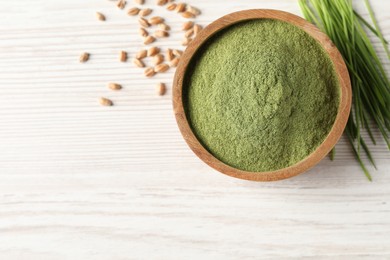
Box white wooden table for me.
[0,0,389,259]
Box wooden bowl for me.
[172,9,352,181]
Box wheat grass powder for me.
[184,19,340,172]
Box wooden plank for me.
[0,0,389,258]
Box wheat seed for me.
[144,67,156,77]
[182,21,194,31]
[119,51,128,62]
[166,49,174,61]
[154,30,169,38]
[133,58,145,67]
[172,49,183,56]
[128,7,140,15]
[79,52,90,63]
[170,57,180,67]
[156,83,166,96]
[139,28,149,37]
[96,12,106,21]
[147,46,160,56]
[99,97,113,106]
[185,28,194,38]
[148,16,164,25]
[175,3,186,13]
[116,0,127,9]
[136,49,148,59]
[193,24,202,36]
[138,17,150,27]
[153,54,164,65]
[181,11,195,18]
[154,63,169,73]
[158,23,170,31]
[139,8,152,16]
[182,37,192,46]
[166,3,177,11]
[187,6,201,16]
[108,83,122,90]
[143,35,156,45]
[157,0,168,6]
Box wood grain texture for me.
[0,0,389,259]
[173,9,352,181]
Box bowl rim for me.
[172,9,352,182]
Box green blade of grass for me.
[354,10,389,44]
[364,0,390,59]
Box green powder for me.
[183,19,340,172]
